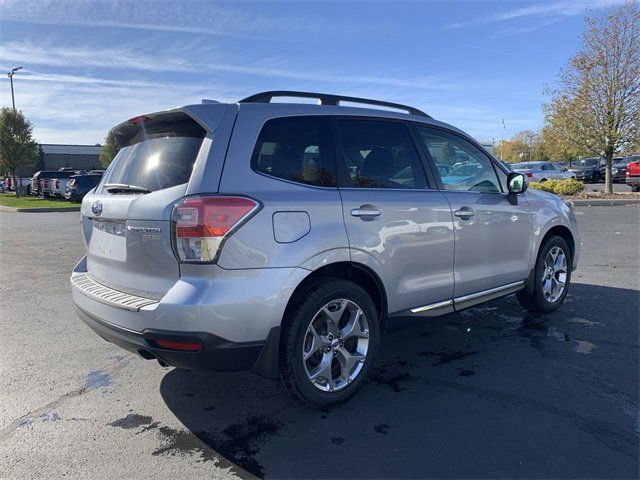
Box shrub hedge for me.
[528,178,585,195]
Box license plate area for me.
[90,220,127,261]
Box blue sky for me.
[0,0,626,145]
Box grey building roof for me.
[40,144,103,155]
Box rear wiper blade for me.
[105,183,151,194]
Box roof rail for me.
[238,90,430,118]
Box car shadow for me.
[156,283,639,479]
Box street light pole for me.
[7,66,23,110]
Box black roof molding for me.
[239,90,430,118]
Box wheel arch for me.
[251,261,388,380]
[284,261,388,329]
[542,225,575,263]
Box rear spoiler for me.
[111,104,233,148]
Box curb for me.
[0,205,80,213]
[568,199,640,206]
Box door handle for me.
[454,207,475,219]
[351,205,382,218]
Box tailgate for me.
[80,110,214,299]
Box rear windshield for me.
[98,136,203,193]
[37,171,74,179]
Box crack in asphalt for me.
[0,354,133,442]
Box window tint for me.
[252,117,337,187]
[99,136,202,193]
[414,126,503,193]
[338,119,427,189]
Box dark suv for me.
[64,174,103,202]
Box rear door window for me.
[337,119,427,189]
[251,116,337,187]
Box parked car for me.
[511,161,575,182]
[31,170,75,196]
[50,177,72,198]
[39,171,76,197]
[71,90,580,407]
[64,174,103,202]
[626,155,640,192]
[4,177,32,194]
[601,158,629,183]
[567,157,604,183]
[0,179,4,193]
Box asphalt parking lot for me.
[582,182,632,192]
[0,206,638,479]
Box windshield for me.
[511,162,539,169]
[98,136,202,193]
[575,158,599,167]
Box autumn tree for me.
[495,130,548,163]
[544,2,640,193]
[0,108,39,197]
[99,131,120,167]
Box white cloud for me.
[443,0,627,30]
[0,40,466,92]
[0,0,364,40]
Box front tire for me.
[517,236,571,313]
[280,278,380,408]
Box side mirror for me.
[506,172,527,205]
[561,167,568,172]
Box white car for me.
[50,178,71,198]
[511,162,575,183]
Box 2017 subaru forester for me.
[71,91,579,407]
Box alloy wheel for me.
[541,246,568,303]
[302,299,370,392]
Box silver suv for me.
[71,91,579,407]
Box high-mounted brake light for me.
[128,115,150,125]
[173,196,260,263]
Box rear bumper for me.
[626,176,639,186]
[75,303,264,371]
[70,256,309,374]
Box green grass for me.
[0,193,78,209]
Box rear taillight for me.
[525,172,533,178]
[173,196,260,263]
[55,180,60,188]
[44,179,49,188]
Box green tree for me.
[99,131,120,167]
[0,108,39,197]
[545,2,640,193]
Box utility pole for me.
[500,117,506,161]
[7,66,22,110]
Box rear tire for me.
[632,184,640,193]
[517,236,571,313]
[280,278,380,408]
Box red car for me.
[626,155,640,192]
